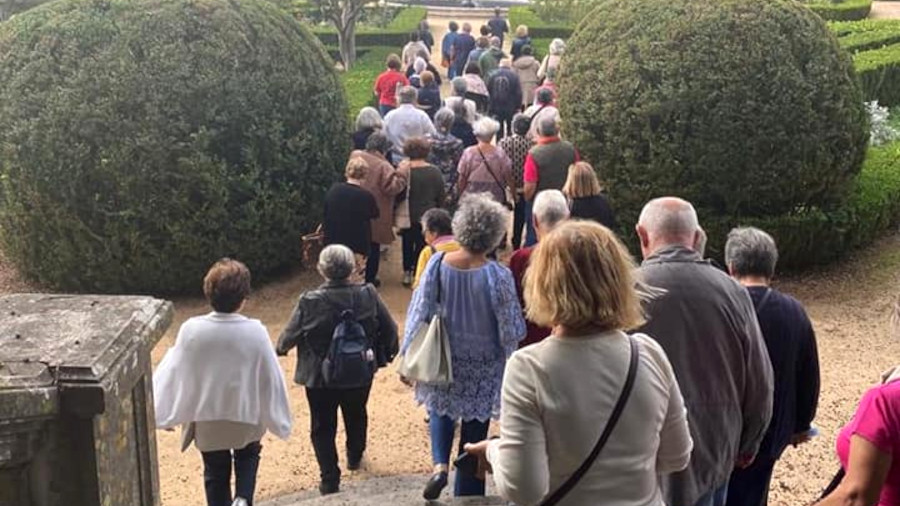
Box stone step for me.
[259,474,507,506]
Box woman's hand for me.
[463,440,493,480]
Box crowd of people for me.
[150,12,900,506]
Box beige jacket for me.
[513,56,541,107]
[353,150,408,244]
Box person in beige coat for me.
[537,38,566,83]
[513,45,541,109]
[353,131,408,286]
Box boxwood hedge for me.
[560,0,869,265]
[0,0,350,294]
[854,44,900,106]
[806,0,873,21]
[831,19,900,52]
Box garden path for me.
[871,1,900,19]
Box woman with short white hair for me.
[402,193,525,500]
[538,38,566,82]
[352,106,383,150]
[456,117,515,215]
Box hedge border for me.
[310,6,426,49]
[854,43,900,106]
[832,19,900,52]
[697,141,900,270]
[508,6,573,39]
[807,0,872,21]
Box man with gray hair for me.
[521,114,577,246]
[509,189,570,347]
[635,198,774,506]
[723,227,819,506]
[523,87,559,140]
[383,86,436,162]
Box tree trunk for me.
[338,22,356,70]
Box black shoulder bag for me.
[538,336,641,506]
[477,147,514,210]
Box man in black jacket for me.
[487,59,523,140]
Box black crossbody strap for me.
[538,336,641,506]
[477,147,506,197]
[434,252,446,305]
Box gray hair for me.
[451,77,468,97]
[414,56,427,74]
[537,114,559,137]
[490,36,501,48]
[365,131,392,155]
[473,116,499,142]
[638,197,699,244]
[725,227,778,279]
[549,38,566,56]
[397,86,417,105]
[536,87,554,105]
[317,244,355,280]
[434,108,455,133]
[533,190,569,230]
[453,193,509,254]
[355,106,383,131]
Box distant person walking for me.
[523,88,559,141]
[418,20,434,53]
[479,37,505,77]
[636,197,774,506]
[510,25,531,60]
[724,227,820,506]
[442,21,460,78]
[427,108,465,197]
[563,161,617,230]
[323,158,380,278]
[522,115,576,245]
[402,194,525,500]
[538,38,566,82]
[154,259,292,506]
[498,114,534,248]
[277,245,399,496]
[452,23,477,78]
[373,54,409,117]
[513,45,541,108]
[397,137,445,287]
[508,189,568,348]
[487,59,523,139]
[488,8,509,45]
[352,107,383,150]
[417,71,442,120]
[402,31,430,67]
[384,86,436,162]
[457,117,514,208]
[353,133,409,286]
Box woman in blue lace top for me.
[401,193,526,500]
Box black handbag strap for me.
[434,252,446,305]
[539,336,641,506]
[476,147,508,205]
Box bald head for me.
[636,197,701,257]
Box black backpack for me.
[321,291,376,388]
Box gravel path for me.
[870,1,900,19]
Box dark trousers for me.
[378,104,395,117]
[726,455,778,506]
[512,194,526,249]
[365,242,381,283]
[429,414,490,496]
[401,223,425,272]
[492,111,514,140]
[305,385,372,486]
[201,441,262,506]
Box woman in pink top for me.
[819,369,900,506]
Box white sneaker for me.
[402,271,413,287]
[232,498,248,506]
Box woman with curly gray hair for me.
[401,193,526,501]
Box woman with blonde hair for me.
[323,157,380,280]
[511,25,532,61]
[563,161,617,230]
[537,38,566,82]
[465,220,692,506]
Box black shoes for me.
[423,471,448,500]
[347,454,362,471]
[319,481,339,496]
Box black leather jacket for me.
[276,280,398,388]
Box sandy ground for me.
[870,1,900,19]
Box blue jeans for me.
[201,441,262,506]
[378,104,395,117]
[694,483,729,506]
[429,413,490,496]
[524,200,537,247]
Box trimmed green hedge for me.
[699,141,900,269]
[311,6,426,48]
[832,20,900,52]
[854,44,900,106]
[806,0,872,21]
[0,0,349,293]
[508,6,574,39]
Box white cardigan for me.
[486,331,692,506]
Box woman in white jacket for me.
[465,221,692,506]
[154,258,292,506]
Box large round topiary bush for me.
[559,0,869,258]
[0,0,349,293]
